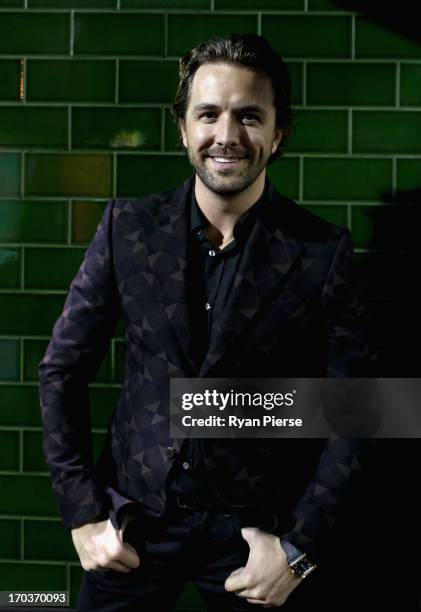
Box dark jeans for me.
[77,506,316,612]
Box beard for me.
[185,145,269,196]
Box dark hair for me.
[171,33,295,163]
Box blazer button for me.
[166,446,177,459]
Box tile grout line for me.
[392,157,397,195]
[161,108,165,152]
[19,336,24,383]
[348,108,352,156]
[70,11,74,57]
[20,246,25,291]
[351,13,355,60]
[115,59,120,104]
[257,12,261,35]
[67,200,72,246]
[395,62,400,107]
[298,155,304,202]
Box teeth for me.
[213,157,241,163]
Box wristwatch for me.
[289,552,317,579]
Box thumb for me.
[224,566,247,592]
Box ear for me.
[179,118,187,148]
[271,127,283,154]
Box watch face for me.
[290,554,317,578]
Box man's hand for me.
[71,514,140,573]
[224,527,302,608]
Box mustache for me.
[205,149,249,158]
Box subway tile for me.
[0,247,20,289]
[24,519,78,561]
[71,200,108,245]
[356,17,421,59]
[24,335,113,382]
[0,13,69,55]
[0,107,67,149]
[24,520,75,566]
[74,13,164,56]
[27,59,115,103]
[90,388,121,428]
[303,158,392,201]
[353,111,421,154]
[24,247,85,290]
[114,339,125,383]
[29,0,116,6]
[25,154,112,198]
[0,339,20,381]
[0,60,20,101]
[302,204,347,228]
[397,160,421,192]
[92,432,106,462]
[0,385,42,427]
[0,294,66,335]
[23,339,49,382]
[351,205,402,249]
[0,200,67,244]
[22,431,47,472]
[0,154,20,197]
[167,14,257,57]
[0,561,66,591]
[0,475,57,516]
[266,157,299,201]
[117,154,193,196]
[287,61,304,106]
[307,62,395,106]
[308,0,340,8]
[262,15,350,59]
[119,60,178,103]
[0,0,24,6]
[0,519,20,559]
[400,64,421,107]
[0,431,19,471]
[215,0,302,7]
[72,107,161,150]
[122,0,209,6]
[164,109,181,151]
[287,109,347,153]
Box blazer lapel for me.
[198,181,302,377]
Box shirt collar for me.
[190,178,269,243]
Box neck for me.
[194,170,266,243]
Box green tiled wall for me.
[0,1,419,608]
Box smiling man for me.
[39,34,375,611]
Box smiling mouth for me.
[208,156,247,167]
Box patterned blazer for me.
[39,174,375,562]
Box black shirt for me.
[167,183,267,502]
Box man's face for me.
[179,63,283,196]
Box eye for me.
[199,112,217,121]
[241,114,259,124]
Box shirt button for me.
[196,229,203,236]
[166,446,177,458]
[208,249,216,257]
[182,461,190,470]
[205,302,211,311]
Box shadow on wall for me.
[330,4,421,612]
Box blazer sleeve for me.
[279,228,378,563]
[38,199,121,531]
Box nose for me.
[215,113,240,148]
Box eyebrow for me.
[192,103,267,116]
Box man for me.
[39,34,375,611]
